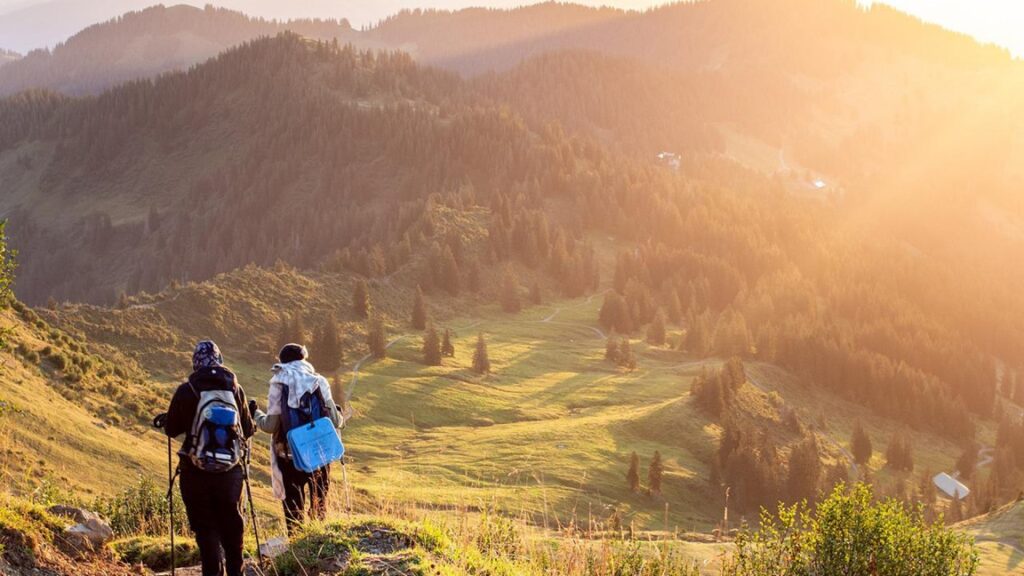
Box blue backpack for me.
[279,386,344,473]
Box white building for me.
[933,472,970,500]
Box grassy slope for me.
[957,501,1024,576]
[0,307,168,500]
[32,262,1007,571]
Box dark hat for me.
[192,340,223,372]
[279,343,308,364]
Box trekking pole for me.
[244,440,264,566]
[341,456,353,514]
[168,435,176,576]
[153,413,176,576]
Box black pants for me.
[280,458,330,533]
[180,465,245,576]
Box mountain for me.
[0,4,364,96]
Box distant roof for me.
[933,472,970,500]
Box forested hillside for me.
[0,49,19,67]
[0,4,362,96]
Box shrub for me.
[49,353,68,371]
[111,536,200,572]
[94,476,186,537]
[722,483,978,576]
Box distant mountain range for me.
[0,4,367,95]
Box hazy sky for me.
[0,0,1020,57]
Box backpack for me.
[188,382,243,473]
[279,385,344,473]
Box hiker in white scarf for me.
[250,343,344,532]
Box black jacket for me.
[165,366,255,469]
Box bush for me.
[94,476,186,537]
[111,536,200,572]
[49,353,68,371]
[722,483,978,576]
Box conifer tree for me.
[352,279,370,319]
[618,337,637,370]
[442,328,455,357]
[605,334,620,363]
[627,451,641,492]
[440,247,460,296]
[411,285,427,330]
[648,451,664,495]
[666,289,683,325]
[289,313,306,345]
[530,281,542,305]
[467,258,482,293]
[956,443,977,481]
[472,333,491,374]
[851,420,873,466]
[647,309,667,346]
[422,324,442,366]
[367,315,386,359]
[501,267,521,313]
[787,434,822,503]
[885,431,914,472]
[0,221,14,309]
[314,312,344,372]
[276,315,291,352]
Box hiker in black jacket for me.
[164,340,255,576]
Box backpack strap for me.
[279,384,292,433]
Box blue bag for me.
[280,384,344,473]
[287,417,345,473]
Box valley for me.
[0,1,1023,574]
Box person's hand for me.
[248,400,259,415]
[152,412,168,429]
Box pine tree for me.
[289,313,306,345]
[648,451,664,495]
[618,337,637,370]
[276,315,291,352]
[352,279,370,319]
[314,312,344,372]
[422,324,442,366]
[956,443,978,481]
[787,435,822,503]
[885,431,914,472]
[851,420,872,466]
[367,316,386,359]
[666,289,683,325]
[411,286,427,330]
[440,247,460,296]
[501,266,521,313]
[647,309,667,346]
[530,281,542,305]
[627,451,641,492]
[442,328,455,357]
[605,334,620,363]
[472,333,491,374]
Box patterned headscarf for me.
[192,340,223,372]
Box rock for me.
[48,506,114,557]
[259,536,289,559]
[316,552,350,573]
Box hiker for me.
[250,343,344,533]
[163,340,255,576]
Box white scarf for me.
[267,359,333,499]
